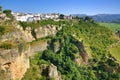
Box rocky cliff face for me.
[0,25,35,42]
[76,40,90,64]
[0,48,29,80]
[35,25,57,39]
[0,24,58,80]
[0,24,57,42]
[40,64,62,80]
[48,64,62,80]
[30,40,47,56]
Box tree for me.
[19,21,28,30]
[84,16,94,22]
[59,14,64,19]
[0,6,2,13]
[3,10,14,19]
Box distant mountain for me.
[91,14,120,23]
[71,14,120,23]
[71,14,87,17]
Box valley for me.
[0,6,120,80]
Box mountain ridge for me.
[71,14,120,23]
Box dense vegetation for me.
[3,10,14,19]
[23,18,120,80]
[19,19,60,30]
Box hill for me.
[92,14,120,23]
[71,14,120,23]
[0,7,120,79]
[22,18,120,80]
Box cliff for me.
[48,64,62,80]
[0,48,29,80]
[0,24,57,42]
[0,23,58,80]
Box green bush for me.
[0,26,5,35]
[19,22,28,30]
[3,10,14,19]
[0,43,12,49]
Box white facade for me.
[13,12,60,22]
[27,17,34,22]
[15,15,27,22]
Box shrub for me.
[0,43,12,49]
[0,26,5,35]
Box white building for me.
[13,12,33,22]
[27,17,34,22]
[34,15,41,21]
[16,15,27,21]
[13,12,60,22]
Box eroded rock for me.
[48,64,62,80]
[0,48,29,80]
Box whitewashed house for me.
[34,15,41,21]
[13,12,60,22]
[27,17,34,22]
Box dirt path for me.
[107,40,120,52]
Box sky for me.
[0,0,120,15]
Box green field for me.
[110,44,120,61]
[100,22,120,61]
[99,22,120,32]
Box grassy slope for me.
[110,44,120,61]
[99,22,120,32]
[99,22,120,61]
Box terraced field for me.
[110,43,120,61]
[99,22,120,32]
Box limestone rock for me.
[48,64,62,80]
[0,29,35,42]
[36,25,57,39]
[30,40,47,56]
[53,41,60,53]
[76,40,90,63]
[0,48,29,80]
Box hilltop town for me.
[12,12,72,22]
[0,10,72,22]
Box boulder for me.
[48,64,62,80]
